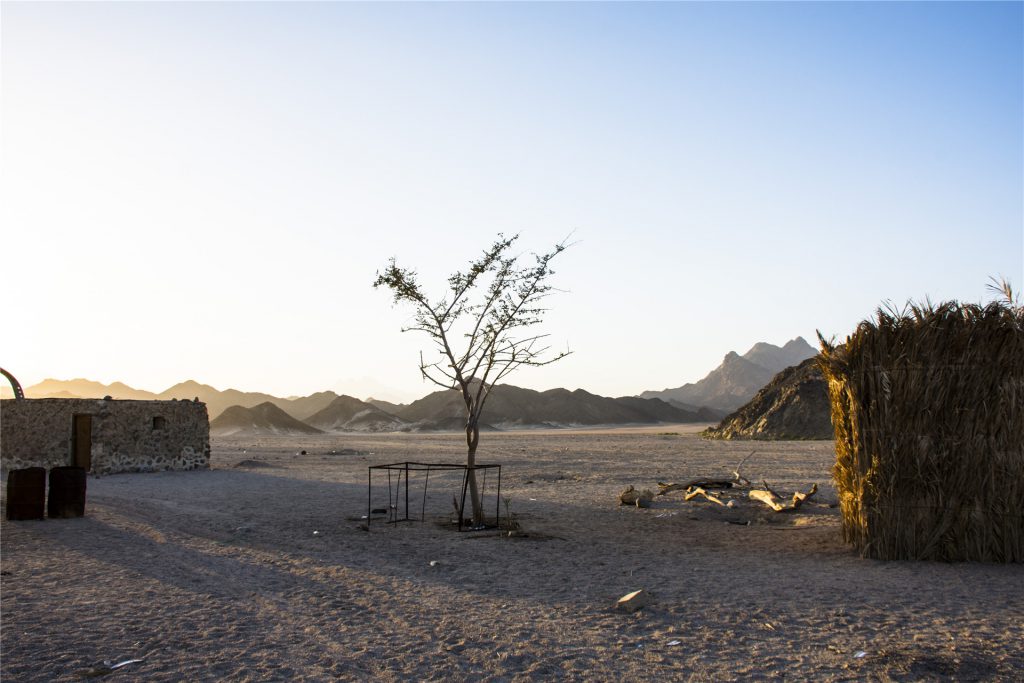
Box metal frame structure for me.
[367,462,501,531]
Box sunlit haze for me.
[3,2,1021,402]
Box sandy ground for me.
[2,426,1022,681]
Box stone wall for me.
[1,398,209,475]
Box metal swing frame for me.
[366,462,501,531]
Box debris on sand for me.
[79,658,144,678]
[328,448,368,456]
[618,486,654,508]
[234,460,282,469]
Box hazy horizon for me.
[0,332,813,404]
[4,2,1021,400]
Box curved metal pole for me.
[0,367,24,400]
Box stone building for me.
[1,398,210,475]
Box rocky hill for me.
[158,381,280,420]
[305,395,407,432]
[283,391,346,421]
[702,357,833,440]
[641,337,817,412]
[158,381,336,421]
[210,402,325,437]
[366,398,406,415]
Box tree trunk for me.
[465,418,484,525]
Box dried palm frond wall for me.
[818,300,1023,562]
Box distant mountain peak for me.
[723,351,743,363]
[162,379,217,394]
[304,395,406,433]
[641,336,818,412]
[210,402,323,436]
[743,337,816,375]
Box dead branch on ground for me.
[749,483,818,513]
[657,451,757,496]
[732,451,756,486]
[657,479,734,496]
[684,487,726,506]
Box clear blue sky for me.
[3,1,1021,401]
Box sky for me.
[2,1,1022,402]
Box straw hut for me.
[818,299,1023,562]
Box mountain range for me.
[7,337,817,434]
[639,337,817,411]
[1,378,339,422]
[208,384,717,435]
[392,383,721,429]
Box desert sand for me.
[2,426,1022,681]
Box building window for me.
[152,416,166,430]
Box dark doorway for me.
[72,415,92,471]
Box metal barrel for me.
[5,467,46,520]
[47,466,87,518]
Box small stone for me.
[429,560,440,567]
[616,589,650,613]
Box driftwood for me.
[749,483,818,513]
[748,489,785,512]
[684,487,726,506]
[649,451,823,516]
[790,484,818,509]
[658,451,758,496]
[732,451,756,487]
[761,480,784,501]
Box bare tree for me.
[374,234,571,524]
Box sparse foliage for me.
[987,275,1021,312]
[374,234,572,523]
[502,496,521,535]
